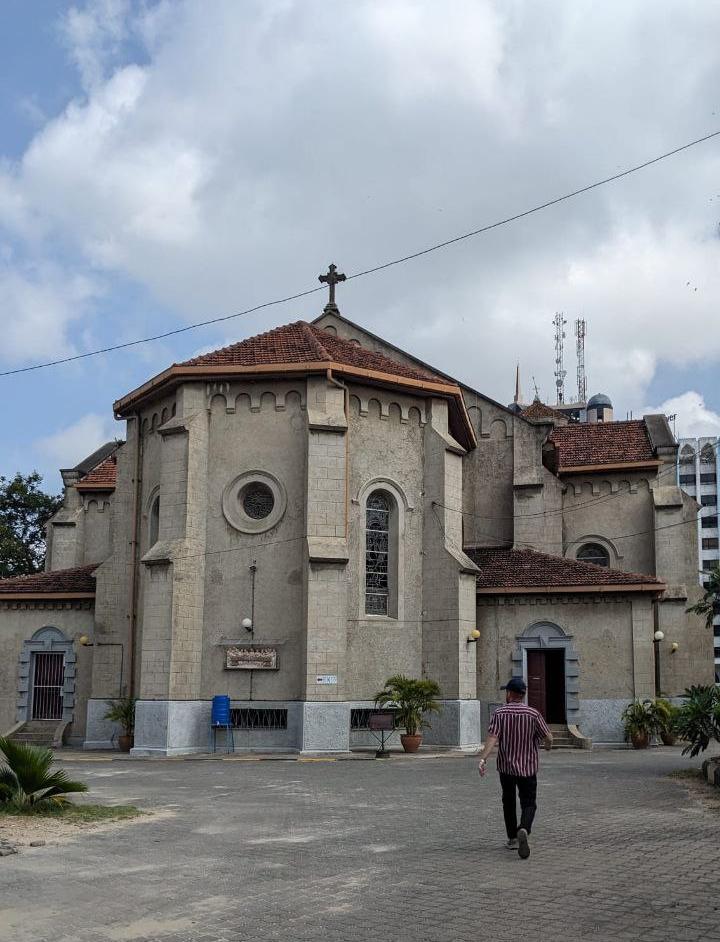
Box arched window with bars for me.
[364,490,398,617]
[576,542,610,567]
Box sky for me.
[0,0,719,493]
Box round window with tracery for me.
[241,482,275,520]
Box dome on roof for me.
[587,393,612,409]
[507,402,523,414]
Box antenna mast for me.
[553,312,567,404]
[575,317,587,403]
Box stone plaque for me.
[225,646,278,671]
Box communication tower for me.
[553,312,567,404]
[575,318,587,404]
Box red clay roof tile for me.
[178,321,443,383]
[76,453,118,491]
[549,420,655,470]
[467,547,663,590]
[521,401,566,421]
[0,565,96,595]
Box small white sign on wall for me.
[315,674,338,685]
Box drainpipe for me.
[127,412,143,698]
[326,369,349,538]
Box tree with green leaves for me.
[0,472,62,578]
[686,563,720,629]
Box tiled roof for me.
[179,321,443,383]
[549,420,656,471]
[522,400,566,421]
[76,453,118,490]
[467,547,663,592]
[0,565,96,596]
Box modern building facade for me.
[677,436,720,681]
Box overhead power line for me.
[2,128,719,378]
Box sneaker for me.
[517,828,530,860]
[504,838,518,850]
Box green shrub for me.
[674,685,720,758]
[0,738,87,811]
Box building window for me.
[680,445,695,464]
[365,490,397,616]
[241,482,274,520]
[702,538,719,550]
[701,516,718,529]
[700,443,715,464]
[701,495,718,507]
[679,474,696,485]
[576,543,610,567]
[700,473,717,484]
[149,494,160,546]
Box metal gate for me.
[31,651,65,720]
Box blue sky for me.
[1,1,719,494]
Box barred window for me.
[365,491,391,615]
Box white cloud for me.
[0,263,99,365]
[644,391,720,440]
[0,0,718,414]
[35,413,117,470]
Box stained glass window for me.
[366,492,390,615]
[242,482,274,520]
[577,543,609,567]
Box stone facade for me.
[0,311,714,751]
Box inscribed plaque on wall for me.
[225,646,278,670]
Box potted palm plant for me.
[621,699,658,749]
[374,675,441,753]
[104,697,137,752]
[653,698,680,746]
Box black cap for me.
[501,677,527,694]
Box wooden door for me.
[526,650,546,719]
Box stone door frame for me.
[17,627,76,725]
[511,621,580,725]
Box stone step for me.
[9,734,55,745]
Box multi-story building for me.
[677,436,720,681]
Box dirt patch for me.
[0,807,173,848]
[669,768,720,815]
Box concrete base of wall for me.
[301,701,350,753]
[576,699,631,743]
[131,700,212,757]
[84,698,122,750]
[423,699,482,751]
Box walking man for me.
[477,676,553,859]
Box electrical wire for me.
[2,128,719,378]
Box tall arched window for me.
[700,443,715,465]
[149,494,160,547]
[680,445,695,465]
[576,543,610,567]
[365,490,397,616]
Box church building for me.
[0,283,714,753]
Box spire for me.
[514,362,524,406]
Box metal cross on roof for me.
[319,263,346,312]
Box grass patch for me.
[668,768,705,781]
[0,802,142,822]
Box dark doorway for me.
[526,649,566,723]
[31,652,65,720]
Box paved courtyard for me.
[1,747,719,942]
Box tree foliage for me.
[0,472,62,578]
[675,685,720,759]
[686,563,720,629]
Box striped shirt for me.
[487,703,550,777]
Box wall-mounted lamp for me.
[653,630,665,642]
[467,629,481,644]
[242,617,253,633]
[671,641,679,653]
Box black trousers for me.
[499,772,537,839]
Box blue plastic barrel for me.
[211,695,231,726]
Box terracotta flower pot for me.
[630,732,650,750]
[118,734,133,753]
[660,731,676,746]
[401,734,422,753]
